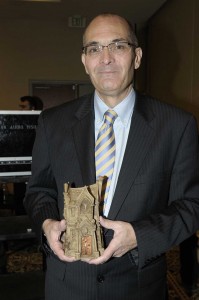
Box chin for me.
[101,82,118,90]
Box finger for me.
[88,256,106,265]
[58,219,66,231]
[113,249,126,257]
[88,245,115,265]
[88,254,110,265]
[100,216,115,230]
[57,251,77,262]
[52,243,77,262]
[59,253,77,262]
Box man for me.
[19,95,43,110]
[24,14,199,300]
[14,95,43,214]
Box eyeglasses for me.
[82,41,135,56]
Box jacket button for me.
[97,275,105,283]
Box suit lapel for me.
[72,95,96,186]
[108,93,156,220]
[71,93,156,220]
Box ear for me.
[81,54,89,75]
[134,47,142,70]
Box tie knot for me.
[104,110,117,125]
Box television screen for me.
[0,111,41,177]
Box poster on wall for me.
[0,110,41,177]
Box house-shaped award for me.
[63,177,104,259]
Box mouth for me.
[97,69,117,75]
[97,66,118,73]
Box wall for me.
[0,19,88,110]
[146,0,199,126]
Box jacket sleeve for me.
[132,115,199,269]
[23,113,60,239]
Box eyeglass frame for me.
[82,40,137,56]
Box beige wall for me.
[146,0,199,126]
[2,1,199,118]
[0,19,88,110]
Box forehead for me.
[84,16,130,44]
[20,100,30,106]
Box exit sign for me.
[68,15,86,28]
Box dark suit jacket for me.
[24,92,199,300]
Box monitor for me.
[0,110,41,178]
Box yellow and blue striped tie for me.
[95,109,117,214]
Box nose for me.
[100,47,114,65]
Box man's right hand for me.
[42,218,77,262]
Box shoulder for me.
[135,92,198,140]
[39,93,93,125]
[136,92,194,122]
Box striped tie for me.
[95,109,117,214]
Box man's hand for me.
[86,216,137,265]
[42,218,76,262]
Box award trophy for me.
[62,177,104,259]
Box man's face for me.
[19,100,31,110]
[81,15,142,104]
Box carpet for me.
[6,240,43,273]
[167,246,199,300]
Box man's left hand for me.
[85,216,137,265]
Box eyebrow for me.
[84,38,128,47]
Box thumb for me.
[59,219,66,231]
[100,216,114,230]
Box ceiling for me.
[0,0,167,24]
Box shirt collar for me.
[94,89,135,127]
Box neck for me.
[96,85,133,108]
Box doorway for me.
[30,80,94,110]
